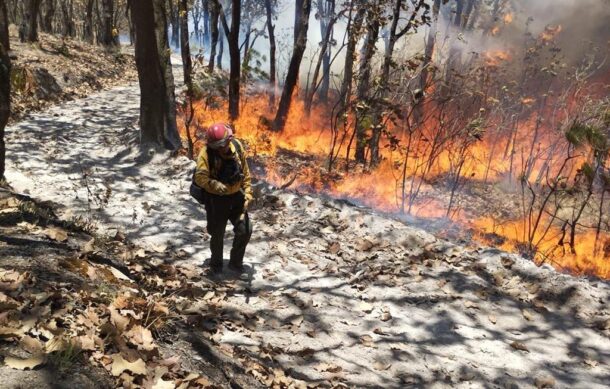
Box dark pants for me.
[204,191,252,269]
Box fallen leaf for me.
[464,301,479,309]
[110,307,130,332]
[4,354,45,370]
[315,362,342,373]
[373,328,389,336]
[522,309,534,321]
[360,334,375,347]
[82,238,95,253]
[373,361,391,371]
[125,325,156,351]
[357,301,374,313]
[20,335,44,353]
[510,341,529,352]
[110,354,147,376]
[44,227,68,242]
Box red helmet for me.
[206,123,233,149]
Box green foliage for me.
[565,122,609,159]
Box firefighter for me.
[194,123,253,274]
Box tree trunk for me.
[40,0,55,33]
[60,0,75,37]
[100,0,116,45]
[0,0,9,50]
[207,0,218,72]
[83,0,94,42]
[21,0,42,42]
[179,0,192,93]
[338,0,365,112]
[203,0,210,44]
[0,0,9,180]
[216,27,223,69]
[216,0,240,121]
[304,3,338,116]
[420,0,440,91]
[264,0,276,107]
[354,5,380,162]
[271,0,311,132]
[369,0,426,165]
[318,0,334,103]
[168,0,179,48]
[129,0,181,150]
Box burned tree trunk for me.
[101,0,116,46]
[207,0,219,72]
[0,0,8,50]
[21,0,42,43]
[128,0,181,150]
[179,0,195,159]
[264,0,276,107]
[60,0,75,38]
[0,6,9,181]
[271,0,311,132]
[168,0,179,48]
[216,0,241,121]
[40,0,55,33]
[179,0,192,92]
[83,0,94,42]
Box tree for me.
[215,0,241,121]
[207,0,219,72]
[179,0,196,158]
[368,0,428,166]
[167,0,179,47]
[0,0,10,180]
[128,0,181,150]
[83,0,95,42]
[337,0,365,114]
[353,2,381,162]
[304,0,340,116]
[100,0,117,46]
[316,0,335,103]
[271,0,311,132]
[264,0,276,108]
[40,0,55,34]
[0,0,8,51]
[60,0,75,38]
[21,0,43,42]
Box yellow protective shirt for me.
[194,139,253,201]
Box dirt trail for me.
[5,75,610,388]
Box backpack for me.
[190,139,244,204]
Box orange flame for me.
[540,25,563,43]
[177,74,609,279]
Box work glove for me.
[243,194,253,210]
[210,180,228,194]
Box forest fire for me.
[173,0,610,280]
[540,25,563,43]
[483,50,512,66]
[178,87,610,279]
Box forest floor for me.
[7,29,136,122]
[2,61,610,388]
